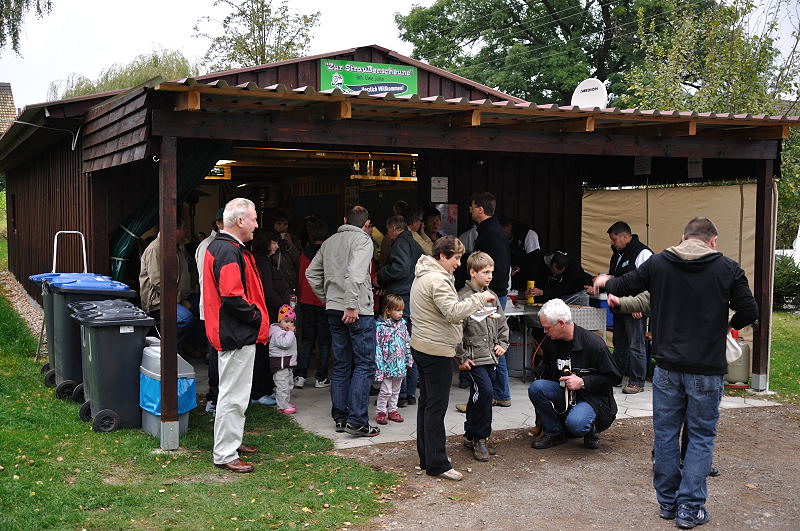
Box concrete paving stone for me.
[188,358,781,450]
[622,407,653,418]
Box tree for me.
[0,0,51,55]
[194,0,320,73]
[620,0,800,248]
[47,49,198,100]
[395,0,713,104]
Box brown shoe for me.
[238,444,259,455]
[622,384,644,394]
[215,458,254,473]
[455,403,467,413]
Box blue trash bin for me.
[48,277,135,402]
[28,273,112,390]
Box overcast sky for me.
[0,0,422,109]
[1,0,797,111]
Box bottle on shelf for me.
[289,289,297,309]
[411,158,417,178]
[352,157,360,175]
[379,163,387,177]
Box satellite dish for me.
[571,78,609,108]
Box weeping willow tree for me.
[0,0,51,55]
[47,48,198,100]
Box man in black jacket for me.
[527,298,621,450]
[377,215,424,405]
[595,217,757,528]
[599,221,653,395]
[470,191,512,405]
[528,249,592,305]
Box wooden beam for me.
[151,109,781,160]
[176,89,201,111]
[595,120,696,137]
[492,116,595,133]
[306,101,352,120]
[158,136,179,449]
[752,159,775,391]
[698,124,789,140]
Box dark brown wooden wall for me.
[417,151,585,258]
[7,138,92,302]
[203,47,508,101]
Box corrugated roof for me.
[153,79,800,138]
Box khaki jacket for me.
[305,224,374,315]
[139,234,195,313]
[409,255,490,357]
[454,281,509,366]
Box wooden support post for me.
[752,159,775,391]
[158,135,180,449]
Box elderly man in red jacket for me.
[203,198,269,473]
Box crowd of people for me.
[139,192,757,530]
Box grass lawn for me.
[764,312,800,402]
[0,290,397,529]
[0,238,7,271]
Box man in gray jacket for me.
[306,206,380,437]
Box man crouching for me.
[528,298,621,450]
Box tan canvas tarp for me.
[581,184,757,286]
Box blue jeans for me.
[527,379,596,437]
[400,317,418,399]
[296,304,331,380]
[652,366,723,510]
[327,311,376,426]
[493,295,511,401]
[613,313,647,386]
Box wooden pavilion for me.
[1,45,797,447]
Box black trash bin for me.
[28,273,112,388]
[48,277,135,402]
[72,304,154,432]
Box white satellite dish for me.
[571,78,609,108]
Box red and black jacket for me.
[203,232,269,351]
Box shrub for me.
[773,254,800,311]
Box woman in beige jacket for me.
[409,236,494,481]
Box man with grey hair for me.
[527,298,621,450]
[595,217,757,527]
[203,197,269,473]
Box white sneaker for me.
[294,376,306,389]
[314,377,331,388]
[205,401,216,415]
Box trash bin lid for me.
[49,277,136,297]
[68,299,140,315]
[72,308,154,327]
[28,273,110,286]
[140,345,195,380]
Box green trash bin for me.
[48,277,135,402]
[72,304,153,432]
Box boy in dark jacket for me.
[455,252,509,462]
[527,298,621,451]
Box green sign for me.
[320,60,418,96]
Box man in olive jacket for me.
[527,298,621,451]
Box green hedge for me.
[774,254,800,311]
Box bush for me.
[773,254,800,311]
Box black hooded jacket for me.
[605,239,758,375]
[537,325,622,432]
